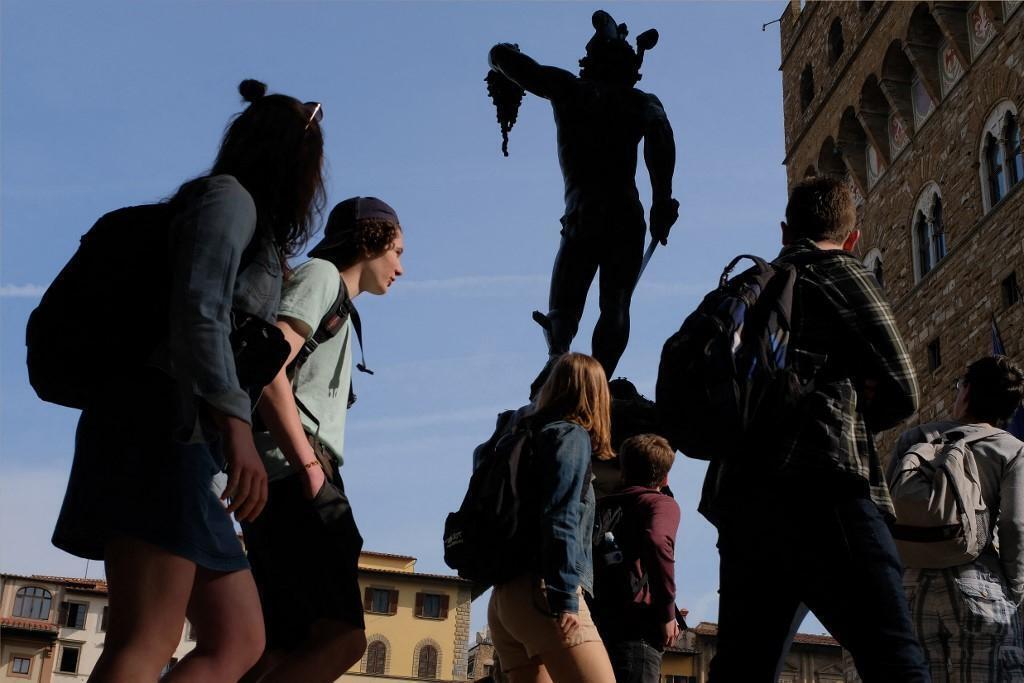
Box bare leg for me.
[539,641,616,683]
[89,536,196,683]
[164,566,265,683]
[247,619,366,683]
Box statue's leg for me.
[545,234,599,356]
[529,234,598,399]
[592,222,644,379]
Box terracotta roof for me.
[1,616,59,635]
[360,550,418,562]
[692,622,839,647]
[2,573,108,592]
[359,566,473,585]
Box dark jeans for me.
[605,639,664,683]
[708,485,931,683]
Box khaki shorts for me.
[487,574,602,671]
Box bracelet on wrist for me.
[303,460,322,471]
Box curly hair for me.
[316,217,401,270]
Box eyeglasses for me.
[304,102,323,131]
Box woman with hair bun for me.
[51,79,326,683]
[488,352,616,683]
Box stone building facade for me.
[779,0,1024,452]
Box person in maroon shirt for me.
[589,434,681,683]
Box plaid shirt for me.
[772,239,919,516]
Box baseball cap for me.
[308,196,400,258]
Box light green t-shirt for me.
[256,258,353,482]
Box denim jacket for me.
[164,174,282,441]
[534,420,596,614]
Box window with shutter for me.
[63,602,87,629]
[99,606,109,633]
[367,588,396,615]
[417,594,444,619]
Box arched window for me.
[828,18,845,65]
[800,64,815,112]
[863,248,885,289]
[911,184,947,280]
[980,101,1023,212]
[366,640,387,675]
[1006,111,1023,186]
[417,645,438,679]
[906,4,943,127]
[817,137,846,178]
[12,587,52,620]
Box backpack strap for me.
[288,280,373,430]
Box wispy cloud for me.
[0,284,45,298]
[347,406,506,433]
[398,274,548,295]
[396,274,703,298]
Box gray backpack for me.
[889,427,1002,569]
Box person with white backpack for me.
[892,355,1024,681]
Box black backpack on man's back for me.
[656,254,809,461]
[26,204,174,409]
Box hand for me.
[662,617,681,648]
[301,462,326,501]
[220,417,269,523]
[650,198,680,245]
[557,611,580,638]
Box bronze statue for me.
[488,10,679,386]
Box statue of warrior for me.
[487,10,679,387]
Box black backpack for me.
[656,254,807,461]
[26,204,174,409]
[443,412,538,589]
[592,496,649,607]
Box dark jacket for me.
[702,239,918,521]
[591,486,681,643]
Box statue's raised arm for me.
[488,43,578,101]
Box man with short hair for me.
[241,197,405,683]
[896,355,1024,682]
[706,176,930,682]
[590,434,681,683]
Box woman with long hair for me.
[488,352,616,683]
[51,79,326,683]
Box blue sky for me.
[1,1,819,635]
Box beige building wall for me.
[343,552,473,683]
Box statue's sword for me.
[635,240,658,286]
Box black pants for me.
[605,639,663,683]
[242,469,365,649]
[709,489,931,683]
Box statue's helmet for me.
[579,10,659,85]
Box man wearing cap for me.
[488,9,679,386]
[241,197,404,683]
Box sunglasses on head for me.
[304,102,323,131]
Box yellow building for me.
[1,551,473,683]
[345,551,474,682]
[0,574,194,683]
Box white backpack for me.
[889,427,1003,569]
